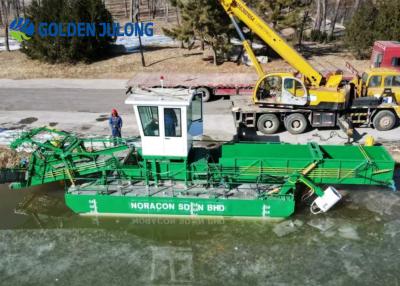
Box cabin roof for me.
[125,88,193,107]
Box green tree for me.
[164,0,233,65]
[344,0,400,59]
[250,0,306,30]
[344,0,377,59]
[22,0,114,63]
[375,0,400,41]
[247,0,312,45]
[163,0,196,49]
[166,0,311,64]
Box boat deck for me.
[68,180,277,200]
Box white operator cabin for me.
[125,88,203,157]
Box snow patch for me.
[0,35,176,53]
[0,129,23,147]
[0,37,21,51]
[115,34,177,53]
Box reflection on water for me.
[0,183,400,286]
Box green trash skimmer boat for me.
[2,88,396,218]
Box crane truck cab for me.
[254,73,308,106]
[254,73,348,109]
[356,68,400,103]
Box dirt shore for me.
[0,43,370,79]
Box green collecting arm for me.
[7,127,133,189]
[279,173,324,197]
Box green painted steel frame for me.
[5,128,396,217]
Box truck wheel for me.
[373,110,396,131]
[284,113,308,134]
[196,87,211,102]
[257,114,280,134]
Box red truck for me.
[371,41,400,69]
[127,72,257,102]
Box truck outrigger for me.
[4,88,395,218]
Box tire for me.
[257,114,280,134]
[373,110,396,131]
[284,113,308,134]
[196,87,211,102]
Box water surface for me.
[0,182,399,286]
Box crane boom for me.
[220,0,324,87]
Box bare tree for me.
[124,0,129,17]
[21,0,25,17]
[131,0,146,67]
[329,0,341,40]
[14,0,20,17]
[321,0,327,34]
[0,0,12,52]
[298,10,309,47]
[313,0,322,31]
[352,0,361,16]
[130,0,134,20]
[175,2,180,26]
[164,0,168,22]
[149,0,157,19]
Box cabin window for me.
[373,53,383,67]
[368,76,382,87]
[384,75,400,87]
[138,106,159,136]
[191,95,202,122]
[391,57,400,67]
[393,76,400,86]
[164,108,182,137]
[372,53,383,68]
[284,78,306,97]
[256,75,282,100]
[361,73,369,86]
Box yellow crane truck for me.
[220,0,400,134]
